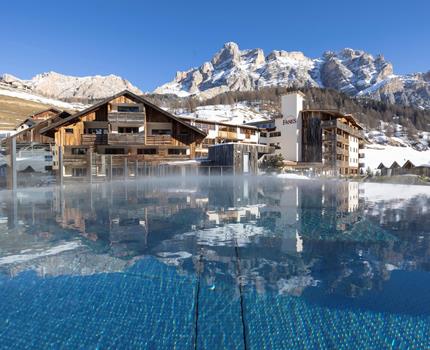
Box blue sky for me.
[1,0,429,91]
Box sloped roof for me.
[390,161,401,169]
[402,160,415,169]
[15,107,64,129]
[302,109,363,130]
[377,162,387,169]
[40,90,206,137]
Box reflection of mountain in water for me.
[0,178,429,300]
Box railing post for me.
[58,145,63,187]
[124,157,128,180]
[7,137,17,191]
[88,150,93,184]
[135,160,138,179]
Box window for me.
[117,105,140,113]
[269,131,281,137]
[65,128,73,134]
[45,165,53,171]
[118,127,139,133]
[137,148,157,155]
[168,148,187,155]
[152,129,171,135]
[44,155,53,161]
[219,126,236,133]
[87,128,107,135]
[71,148,87,155]
[260,132,267,137]
[105,148,125,154]
[72,168,87,177]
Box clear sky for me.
[1,0,429,91]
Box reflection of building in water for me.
[206,205,260,225]
[259,184,303,254]
[1,179,429,299]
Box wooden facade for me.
[6,110,71,145]
[40,90,206,177]
[301,110,364,176]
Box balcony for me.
[321,119,363,139]
[218,131,238,140]
[108,133,145,145]
[82,134,107,145]
[108,112,145,123]
[146,135,172,145]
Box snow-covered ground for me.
[362,144,430,171]
[277,173,310,180]
[0,84,87,110]
[174,103,272,124]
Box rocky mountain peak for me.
[155,42,430,109]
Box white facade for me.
[348,135,359,168]
[259,92,304,162]
[280,93,304,162]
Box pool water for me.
[0,177,429,349]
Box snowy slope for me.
[0,84,87,110]
[362,144,430,171]
[173,102,272,124]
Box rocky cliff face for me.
[155,42,430,109]
[0,71,142,101]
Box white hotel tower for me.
[257,92,364,176]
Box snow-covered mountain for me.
[155,42,430,109]
[0,71,142,101]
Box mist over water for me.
[0,176,429,349]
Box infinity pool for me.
[0,177,429,349]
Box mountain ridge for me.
[155,42,430,110]
[0,71,142,101]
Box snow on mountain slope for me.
[0,71,142,101]
[0,84,87,110]
[173,102,273,124]
[155,42,430,109]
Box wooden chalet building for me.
[12,109,71,145]
[39,90,206,178]
[15,107,64,132]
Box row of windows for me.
[269,131,281,137]
[71,147,187,155]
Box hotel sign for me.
[283,116,297,125]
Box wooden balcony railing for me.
[321,119,363,139]
[108,112,145,123]
[146,135,172,145]
[108,133,145,145]
[82,134,108,145]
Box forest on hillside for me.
[145,87,430,134]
